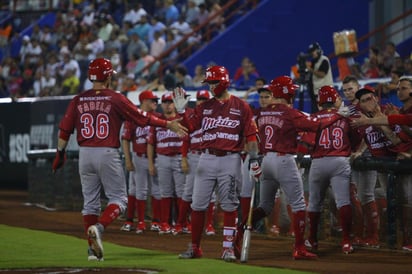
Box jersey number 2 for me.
[80,113,109,139]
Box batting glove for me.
[172,86,190,114]
[52,148,66,173]
[249,158,262,183]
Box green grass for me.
[0,224,311,273]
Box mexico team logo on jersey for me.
[202,116,240,131]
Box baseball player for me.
[352,76,412,250]
[120,90,162,234]
[147,92,187,234]
[305,85,356,255]
[238,75,327,260]
[342,75,377,246]
[51,58,187,261]
[351,87,402,248]
[173,65,260,262]
[174,90,217,236]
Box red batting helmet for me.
[88,58,115,82]
[202,65,230,96]
[318,85,339,105]
[196,90,210,100]
[269,75,299,102]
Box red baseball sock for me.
[99,203,121,228]
[160,197,172,224]
[339,204,352,242]
[206,202,215,226]
[177,199,191,227]
[151,197,161,222]
[126,195,136,221]
[191,210,205,247]
[136,199,146,223]
[293,210,306,247]
[83,214,98,246]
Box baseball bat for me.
[240,178,256,263]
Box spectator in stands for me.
[243,77,266,109]
[174,64,193,88]
[382,41,400,76]
[104,29,122,53]
[33,69,56,97]
[19,35,31,65]
[19,66,34,97]
[125,3,148,26]
[306,41,334,112]
[233,61,259,90]
[197,3,209,26]
[81,5,95,27]
[0,21,12,47]
[61,68,80,95]
[126,52,140,75]
[208,1,225,34]
[170,14,191,41]
[121,73,139,93]
[150,30,166,58]
[378,68,403,107]
[186,0,200,25]
[57,52,81,83]
[361,46,384,79]
[164,0,180,25]
[87,32,105,60]
[132,14,151,42]
[147,15,166,45]
[97,15,114,42]
[126,32,148,61]
[25,38,42,66]
[192,64,205,88]
[162,29,179,69]
[135,48,156,78]
[30,24,43,42]
[337,56,362,81]
[234,56,252,81]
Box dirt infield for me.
[1,190,412,274]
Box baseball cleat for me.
[150,222,160,232]
[88,224,104,260]
[120,222,134,232]
[342,242,354,254]
[172,224,183,235]
[205,224,216,236]
[221,247,236,262]
[364,238,380,249]
[158,222,172,235]
[135,221,146,234]
[293,246,318,260]
[402,244,412,251]
[304,239,318,252]
[270,225,280,236]
[179,244,203,259]
[87,247,103,261]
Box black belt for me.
[202,148,237,157]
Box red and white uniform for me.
[306,109,355,249]
[58,88,167,220]
[148,113,187,228]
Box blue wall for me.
[184,0,369,83]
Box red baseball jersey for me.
[148,114,186,156]
[255,103,324,154]
[391,105,412,153]
[184,95,257,152]
[121,112,162,154]
[356,124,397,157]
[59,88,167,147]
[310,109,354,158]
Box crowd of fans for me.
[0,0,410,100]
[0,0,234,98]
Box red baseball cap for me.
[139,90,158,102]
[161,92,174,102]
[196,90,210,99]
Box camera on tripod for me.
[296,52,311,85]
